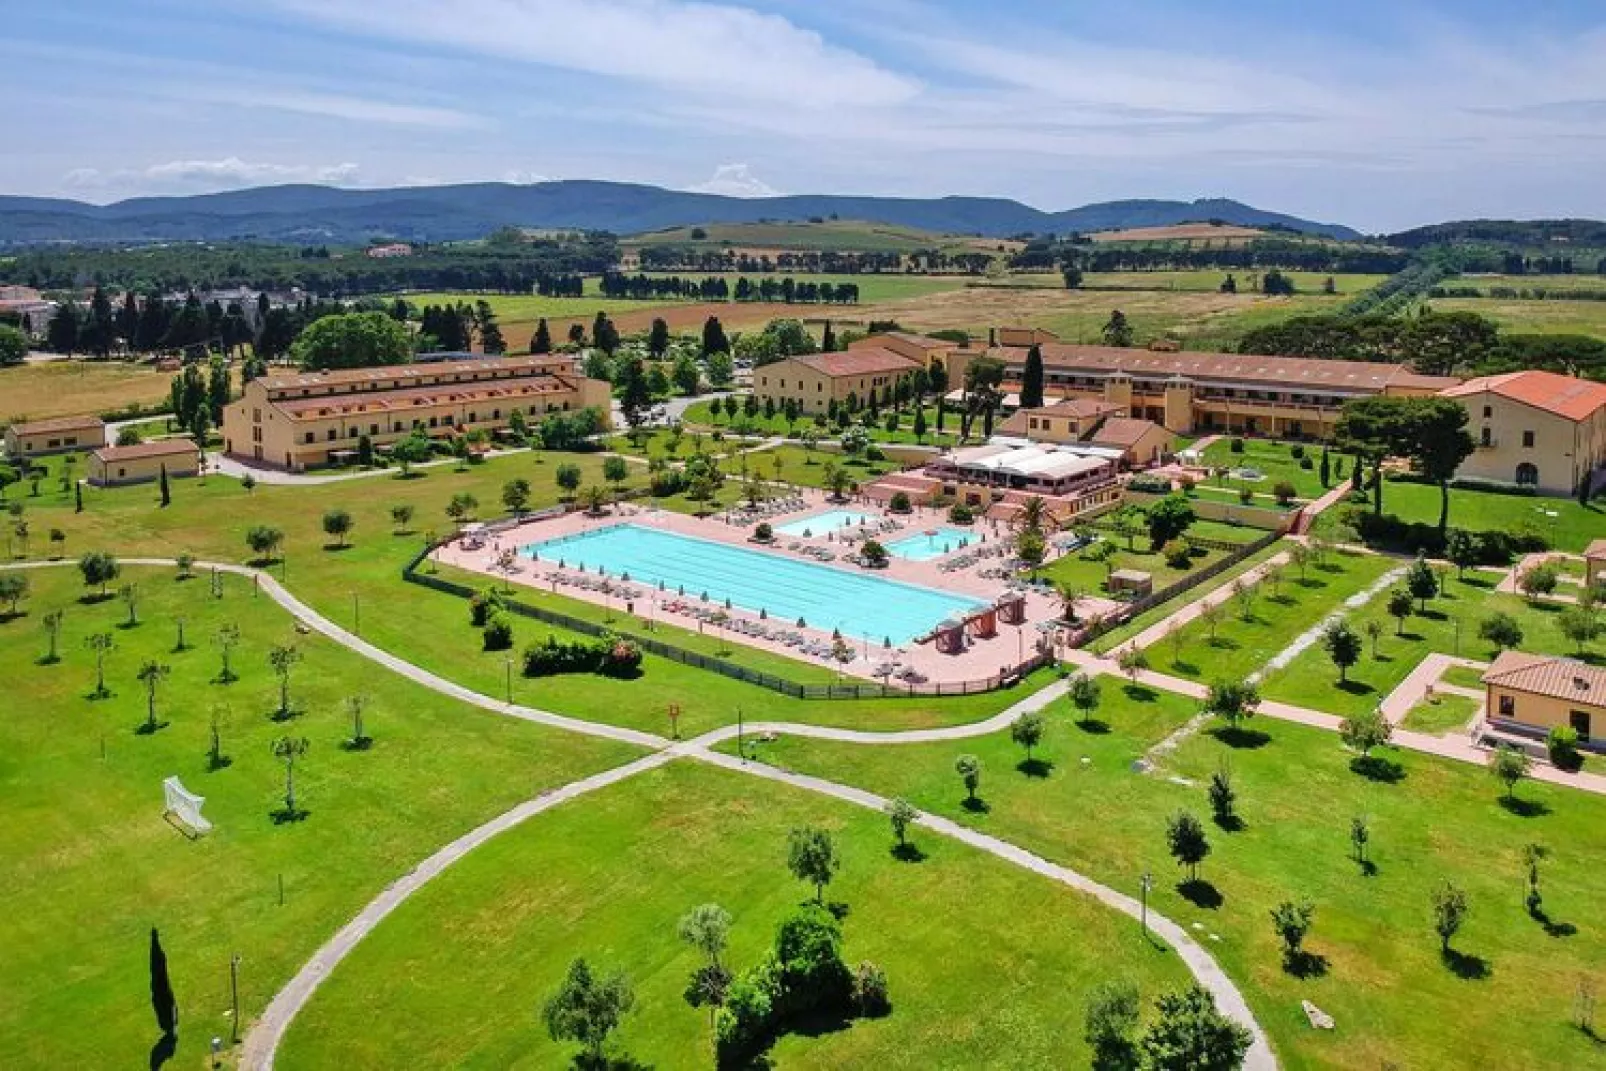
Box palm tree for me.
[1016,495,1049,534]
[1056,581,1084,623]
[136,660,171,733]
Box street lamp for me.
[352,592,360,637]
[1140,870,1154,936]
[504,658,513,704]
[229,954,241,1044]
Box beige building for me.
[947,333,1458,438]
[754,347,922,416]
[5,415,105,459]
[1484,650,1606,748]
[846,331,963,370]
[222,355,611,471]
[995,400,1174,467]
[88,439,200,486]
[1441,371,1606,495]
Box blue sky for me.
[3,0,1605,231]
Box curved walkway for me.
[3,557,1272,1066]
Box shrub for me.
[649,468,686,497]
[1229,437,1244,453]
[1289,444,1305,459]
[1237,487,1253,505]
[864,445,885,462]
[852,961,891,1017]
[1162,539,1192,568]
[1126,473,1172,494]
[1547,725,1583,771]
[521,633,642,678]
[1299,456,1314,470]
[469,588,505,627]
[1272,480,1297,506]
[754,522,774,542]
[482,613,513,651]
[888,491,912,514]
[948,503,975,525]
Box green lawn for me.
[1441,664,1490,690]
[726,689,1606,1071]
[1262,575,1603,719]
[398,290,682,322]
[1086,542,1286,655]
[638,271,966,304]
[1316,480,1606,554]
[1199,439,1332,501]
[1039,536,1229,597]
[277,761,1191,1069]
[0,565,640,1069]
[1150,551,1398,683]
[682,399,963,447]
[3,450,1050,738]
[1082,271,1389,295]
[1400,693,1482,736]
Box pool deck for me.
[433,489,1095,687]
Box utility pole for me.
[230,954,241,1043]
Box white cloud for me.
[63,158,363,193]
[183,86,488,130]
[501,169,552,185]
[686,163,777,198]
[262,0,918,109]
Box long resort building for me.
[222,355,612,470]
[949,331,1459,438]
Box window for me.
[1516,462,1539,486]
[1482,405,1492,418]
[1480,427,1492,446]
[303,432,315,444]
[1497,695,1515,717]
[1522,430,1535,448]
[327,429,337,441]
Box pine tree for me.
[821,320,836,352]
[532,318,552,354]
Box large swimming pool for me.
[522,524,983,644]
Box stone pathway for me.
[1249,565,1404,684]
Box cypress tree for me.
[530,318,551,354]
[149,927,178,1037]
[159,465,170,507]
[821,320,836,352]
[1020,344,1045,409]
[1319,449,1331,489]
[75,482,83,514]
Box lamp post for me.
[1140,870,1154,936]
[229,953,241,1044]
[504,658,513,705]
[352,592,360,637]
[737,707,745,762]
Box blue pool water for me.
[885,527,981,562]
[522,524,983,644]
[773,509,877,538]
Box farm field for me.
[1261,574,1603,720]
[1445,273,1606,293]
[5,448,1054,739]
[277,760,1190,1069]
[1424,296,1606,339]
[637,271,968,304]
[1148,549,1397,684]
[0,565,640,1069]
[1086,223,1269,243]
[730,689,1606,1071]
[1082,271,1388,295]
[624,219,1019,255]
[1,360,172,425]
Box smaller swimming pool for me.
[774,509,878,538]
[886,527,980,562]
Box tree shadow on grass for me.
[1212,813,1246,833]
[1283,950,1330,979]
[206,751,233,772]
[148,1032,176,1070]
[1419,608,1448,622]
[245,556,281,569]
[1177,879,1224,910]
[568,1054,653,1071]
[890,842,927,863]
[1016,757,1054,779]
[0,609,27,624]
[1441,947,1491,981]
[36,653,60,666]
[1459,575,1495,590]
[1350,754,1406,783]
[1337,680,1378,697]
[1209,726,1271,750]
[1499,795,1552,818]
[1075,718,1112,735]
[269,707,301,724]
[960,796,990,814]
[1170,660,1201,676]
[321,543,354,553]
[270,806,310,825]
[1355,858,1379,878]
[1531,908,1577,938]
[133,720,170,736]
[1122,683,1158,702]
[78,592,116,606]
[1205,637,1241,651]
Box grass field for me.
[0,565,640,1069]
[3,448,1054,738]
[729,688,1606,1071]
[1261,574,1603,719]
[277,760,1190,1069]
[1400,693,1481,736]
[1,360,173,425]
[1445,273,1606,294]
[637,271,967,304]
[623,219,1017,255]
[1425,296,1606,339]
[1039,533,1237,597]
[681,399,962,446]
[1441,664,1490,690]
[1316,480,1605,553]
[1082,271,1388,295]
[1199,439,1334,501]
[1147,550,1397,683]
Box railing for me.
[401,543,1050,700]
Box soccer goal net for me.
[163,776,212,834]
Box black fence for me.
[402,544,1049,700]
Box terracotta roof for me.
[1586,539,1606,560]
[258,355,575,392]
[275,374,576,418]
[1091,417,1168,447]
[1441,370,1606,422]
[986,342,1462,393]
[8,414,106,435]
[1484,651,1606,707]
[92,439,198,462]
[787,348,921,378]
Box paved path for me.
[1290,478,1355,536]
[1249,565,1404,684]
[205,446,536,486]
[239,750,678,1069]
[1495,551,1585,603]
[1378,652,1489,725]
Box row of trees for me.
[593,272,864,305]
[635,246,906,274]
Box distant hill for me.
[0,181,1361,246]
[1389,219,1606,249]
